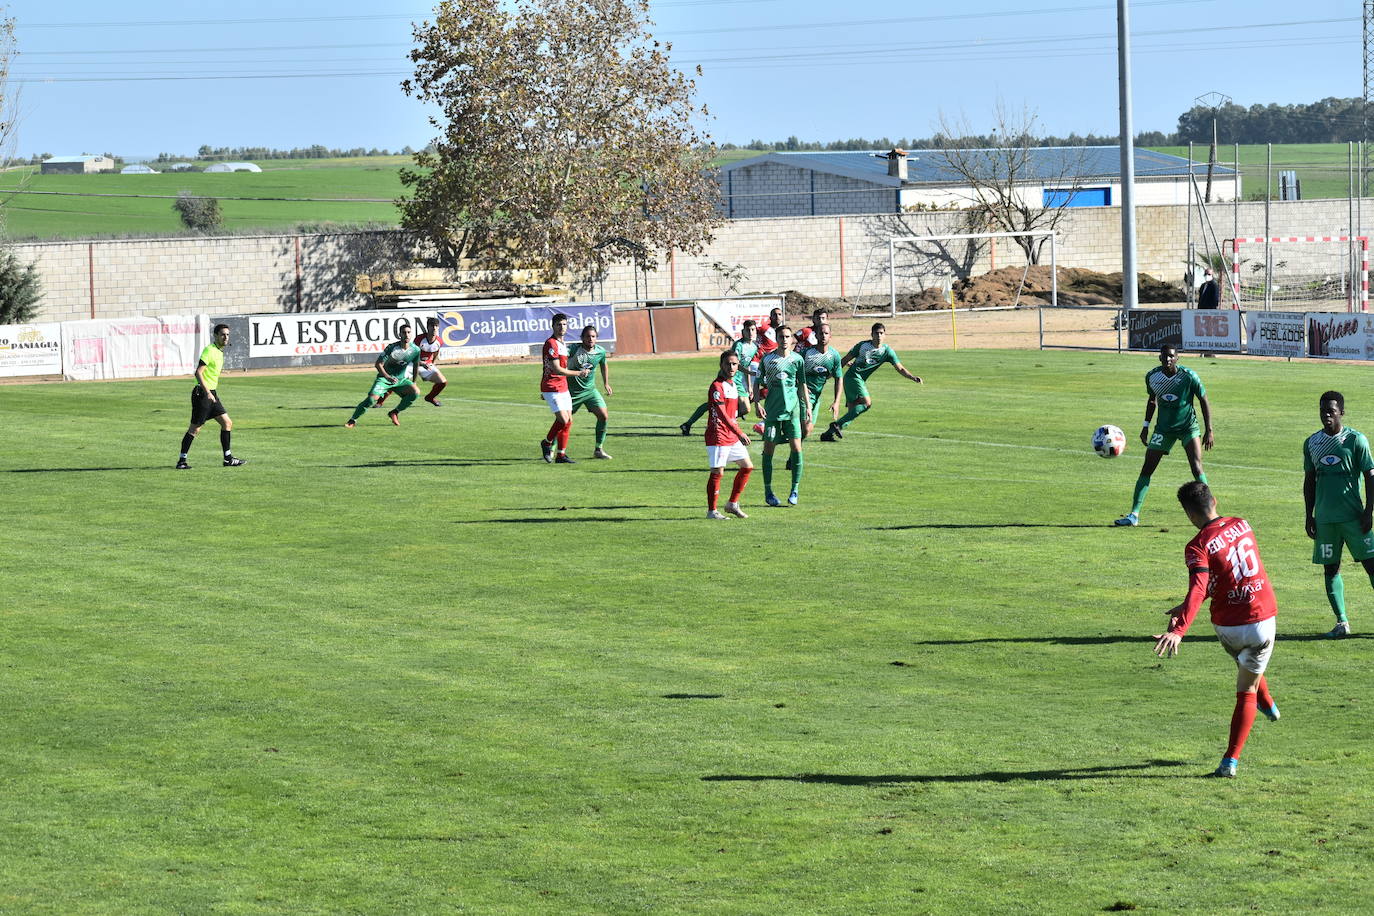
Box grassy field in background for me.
[3,348,1373,913]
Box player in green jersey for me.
[176,323,247,469]
[1303,391,1374,638]
[820,323,922,441]
[568,324,614,460]
[755,325,809,506]
[800,323,842,439]
[1113,345,1214,526]
[680,320,759,435]
[345,323,421,427]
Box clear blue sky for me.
[5,0,1361,158]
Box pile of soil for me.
[894,265,1182,311]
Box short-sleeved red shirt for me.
[1171,516,1278,634]
[705,379,740,446]
[540,336,569,393]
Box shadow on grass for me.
[870,523,1107,530]
[252,424,346,430]
[703,759,1193,785]
[453,515,693,524]
[274,405,358,410]
[603,468,702,474]
[489,504,689,511]
[328,459,517,469]
[914,632,1370,646]
[6,466,159,473]
[662,693,725,699]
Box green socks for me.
[1325,567,1348,623]
[595,417,608,448]
[790,450,803,493]
[685,402,709,428]
[762,452,774,492]
[1130,475,1151,515]
[837,402,869,430]
[395,392,418,413]
[1195,471,1208,485]
[350,399,372,422]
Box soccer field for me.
[3,349,1373,913]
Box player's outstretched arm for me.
[895,363,922,383]
[1199,395,1214,450]
[1303,471,1318,538]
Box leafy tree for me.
[0,246,41,324]
[172,191,222,233]
[399,0,721,276]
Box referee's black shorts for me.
[190,385,227,425]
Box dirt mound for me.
[892,265,1182,311]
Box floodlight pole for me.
[1117,0,1139,311]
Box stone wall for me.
[18,197,1372,322]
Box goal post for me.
[1227,235,1368,312]
[884,230,1058,318]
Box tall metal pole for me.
[1265,143,1272,311]
[1117,0,1139,311]
[1365,2,1373,195]
[1187,139,1194,304]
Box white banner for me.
[1180,309,1241,353]
[1305,313,1374,360]
[0,322,62,377]
[62,315,208,381]
[249,309,440,359]
[1244,311,1306,358]
[694,299,777,339]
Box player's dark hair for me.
[395,322,410,334]
[1176,481,1213,515]
[774,324,790,336]
[582,324,597,335]
[742,319,756,330]
[1320,390,1345,411]
[213,323,229,335]
[871,322,886,333]
[813,308,828,318]
[426,316,439,326]
[720,348,736,364]
[1159,343,1177,355]
[552,312,569,324]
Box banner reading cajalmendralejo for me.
[437,304,616,350]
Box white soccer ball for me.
[1092,424,1126,458]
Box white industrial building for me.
[717,147,1239,219]
[204,162,263,173]
[40,155,115,175]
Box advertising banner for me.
[436,303,615,351]
[0,322,62,377]
[1244,311,1306,357]
[1126,310,1182,351]
[62,315,208,381]
[694,298,780,350]
[1306,313,1374,360]
[1180,309,1241,353]
[248,308,439,359]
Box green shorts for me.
[369,375,417,399]
[1312,520,1374,564]
[842,372,869,403]
[765,414,803,444]
[1145,424,1200,455]
[571,390,606,413]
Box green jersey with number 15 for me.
[1305,427,1374,524]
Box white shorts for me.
[418,364,443,382]
[1214,616,1276,674]
[543,391,572,414]
[707,443,750,468]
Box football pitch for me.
[3,348,1373,913]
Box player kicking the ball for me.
[539,313,592,464]
[1153,482,1280,779]
[755,325,809,506]
[1303,390,1374,639]
[820,323,922,441]
[346,323,421,427]
[568,324,613,460]
[1114,344,1213,526]
[704,350,753,519]
[377,316,446,408]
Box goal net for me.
[1229,236,1367,312]
[878,231,1058,318]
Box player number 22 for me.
[1226,538,1260,579]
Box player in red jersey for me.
[755,306,783,359]
[1153,482,1281,779]
[539,312,591,464]
[795,308,829,349]
[377,316,447,408]
[705,350,753,519]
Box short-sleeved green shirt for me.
[759,350,805,421]
[844,341,899,382]
[731,337,759,393]
[1305,427,1374,524]
[802,345,843,396]
[197,343,225,390]
[567,343,607,395]
[1146,366,1205,436]
[378,341,420,380]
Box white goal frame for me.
[885,231,1058,318]
[1227,235,1368,312]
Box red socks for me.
[1256,676,1274,711]
[546,417,571,451]
[708,470,723,511]
[729,467,752,502]
[1226,691,1257,761]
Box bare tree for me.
[399,0,723,279]
[0,11,41,322]
[932,105,1088,264]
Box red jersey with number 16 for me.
[540,336,570,393]
[705,378,741,446]
[1170,516,1278,635]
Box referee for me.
[176,323,247,469]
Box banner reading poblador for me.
[1244,311,1305,357]
[0,322,61,377]
[1180,309,1241,353]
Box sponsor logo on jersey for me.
[1161,393,1179,402]
[1320,454,1342,466]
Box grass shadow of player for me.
[603,468,703,474]
[452,515,695,525]
[273,405,359,411]
[870,523,1106,531]
[490,504,690,511]
[253,424,347,430]
[330,458,517,469]
[702,759,1193,786]
[910,635,1201,646]
[6,466,159,473]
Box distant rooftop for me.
[46,155,110,164]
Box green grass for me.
[0,160,409,239]
[1151,144,1361,201]
[2,349,1373,912]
